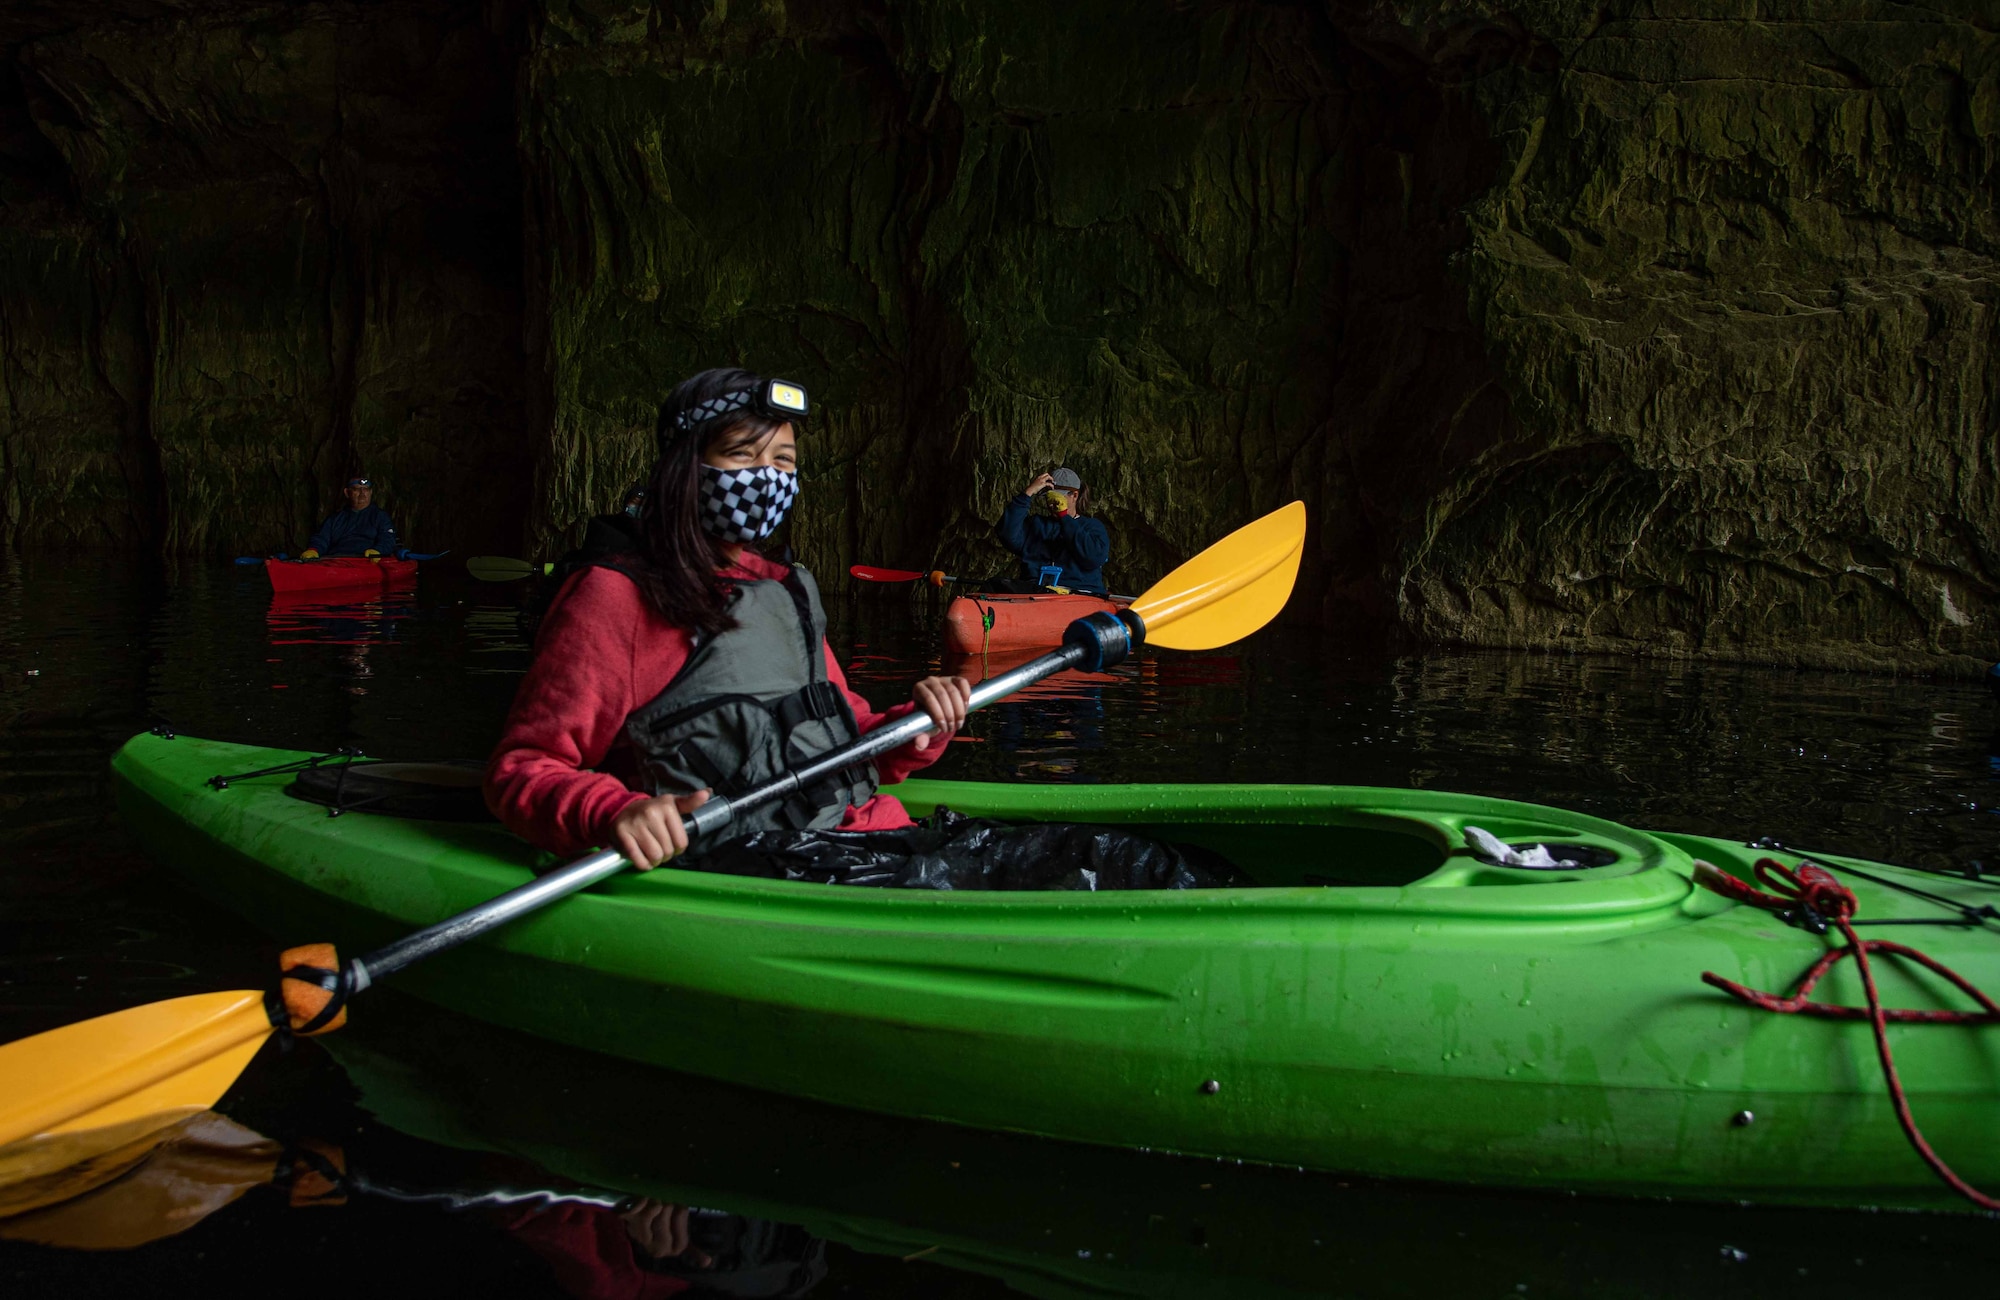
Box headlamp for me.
[673,377,810,435]
[346,477,373,488]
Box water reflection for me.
[0,1101,826,1297]
[261,589,422,698]
[947,649,1134,777]
[7,996,1993,1297]
[264,589,416,649]
[0,1112,282,1251]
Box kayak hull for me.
[110,733,2000,1210]
[943,593,1121,654]
[323,1001,1999,1296]
[264,556,417,593]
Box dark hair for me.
[627,368,795,639]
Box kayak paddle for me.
[850,565,958,587]
[0,501,1305,1153]
[468,556,553,582]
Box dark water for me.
[2,553,1997,1297]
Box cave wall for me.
[1376,0,2000,669]
[1,0,1995,671]
[521,0,1396,594]
[0,1,532,555]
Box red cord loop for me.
[1695,857,1999,1212]
[1693,858,1855,932]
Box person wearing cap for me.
[485,366,973,871]
[993,467,1111,594]
[301,476,400,560]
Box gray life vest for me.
[622,565,879,844]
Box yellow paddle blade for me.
[1130,501,1306,650]
[467,555,540,582]
[0,991,273,1150]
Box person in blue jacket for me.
[992,467,1110,594]
[302,475,401,559]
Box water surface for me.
[1,554,1995,1297]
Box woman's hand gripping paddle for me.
[0,501,1306,1159]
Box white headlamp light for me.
[674,377,812,434]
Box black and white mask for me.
[697,464,799,543]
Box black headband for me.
[671,378,809,436]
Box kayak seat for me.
[289,760,494,822]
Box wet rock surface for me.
[0,0,531,555]
[1,1,1993,670]
[1417,1,2000,672]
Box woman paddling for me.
[484,369,1238,891]
[485,368,972,869]
[991,467,1111,594]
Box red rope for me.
[1696,857,2000,1212]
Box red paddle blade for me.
[849,566,923,583]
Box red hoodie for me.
[500,1204,693,1300]
[485,552,948,856]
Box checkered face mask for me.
[697,464,799,542]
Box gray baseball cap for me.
[1051,467,1082,490]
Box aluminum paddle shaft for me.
[352,613,1139,987]
[696,638,1093,837]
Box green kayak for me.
[110,732,2000,1211]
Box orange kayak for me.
[264,556,418,593]
[943,592,1124,654]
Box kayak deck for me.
[110,733,2000,1210]
[943,593,1124,654]
[264,556,417,592]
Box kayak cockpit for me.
[273,755,1676,893]
[888,777,1682,894]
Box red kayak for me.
[943,592,1126,655]
[264,556,418,593]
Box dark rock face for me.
[1415,1,2000,671]
[2,1,1994,670]
[522,0,1470,608]
[0,1,532,555]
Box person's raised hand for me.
[1024,471,1055,497]
[910,675,972,751]
[611,788,712,869]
